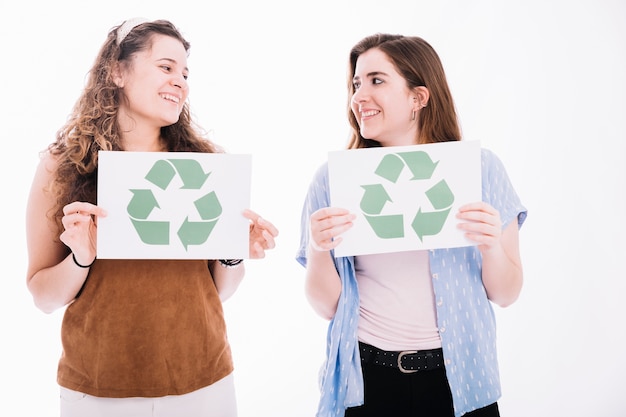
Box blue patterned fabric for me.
[296,148,527,417]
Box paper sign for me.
[97,151,251,259]
[328,140,481,257]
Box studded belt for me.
[358,341,444,374]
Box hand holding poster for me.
[328,140,481,257]
[97,151,251,259]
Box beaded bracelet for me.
[72,253,96,268]
[218,259,243,268]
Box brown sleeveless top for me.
[57,259,233,397]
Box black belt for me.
[358,342,444,374]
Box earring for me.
[411,110,416,121]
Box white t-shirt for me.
[354,249,441,351]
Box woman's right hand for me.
[60,201,107,265]
[309,207,356,252]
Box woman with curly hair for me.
[25,18,278,417]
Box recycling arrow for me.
[364,214,404,239]
[374,151,439,183]
[168,159,211,189]
[397,151,439,180]
[360,184,393,215]
[412,179,455,241]
[145,159,211,190]
[130,219,170,245]
[193,191,222,220]
[127,189,160,219]
[177,217,219,250]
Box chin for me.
[163,116,181,126]
[360,129,378,141]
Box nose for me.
[352,86,368,106]
[172,73,188,91]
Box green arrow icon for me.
[374,154,405,183]
[411,208,451,242]
[398,151,439,180]
[425,179,454,209]
[130,219,170,244]
[145,160,177,190]
[360,184,393,215]
[194,191,222,220]
[168,159,210,189]
[177,217,218,250]
[364,214,404,239]
[127,189,159,219]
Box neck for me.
[120,130,165,152]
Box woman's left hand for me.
[244,209,279,259]
[456,202,502,252]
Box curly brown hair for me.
[47,19,217,232]
[346,33,461,149]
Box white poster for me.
[97,151,251,259]
[329,140,481,257]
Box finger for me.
[457,201,487,211]
[63,202,108,217]
[251,241,265,259]
[261,230,276,249]
[61,211,91,229]
[258,217,279,237]
[242,208,258,220]
[311,207,352,222]
[244,209,279,237]
[458,222,501,245]
[312,236,342,252]
[329,221,354,238]
[312,213,355,236]
[457,207,500,226]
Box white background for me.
[1,1,625,416]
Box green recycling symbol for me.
[360,150,455,241]
[127,159,222,250]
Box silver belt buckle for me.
[397,350,419,374]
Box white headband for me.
[116,17,149,45]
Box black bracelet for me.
[218,259,243,268]
[72,253,96,268]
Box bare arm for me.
[210,209,278,302]
[26,154,107,314]
[457,202,523,307]
[304,207,355,320]
[209,260,246,302]
[305,247,342,320]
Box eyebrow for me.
[353,71,389,82]
[157,57,189,73]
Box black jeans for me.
[345,360,500,417]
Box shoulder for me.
[305,161,329,188]
[33,150,59,183]
[480,147,504,168]
[301,161,331,209]
[480,147,512,180]
[314,161,329,180]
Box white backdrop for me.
[2,1,625,416]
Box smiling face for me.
[351,48,421,147]
[115,34,189,135]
